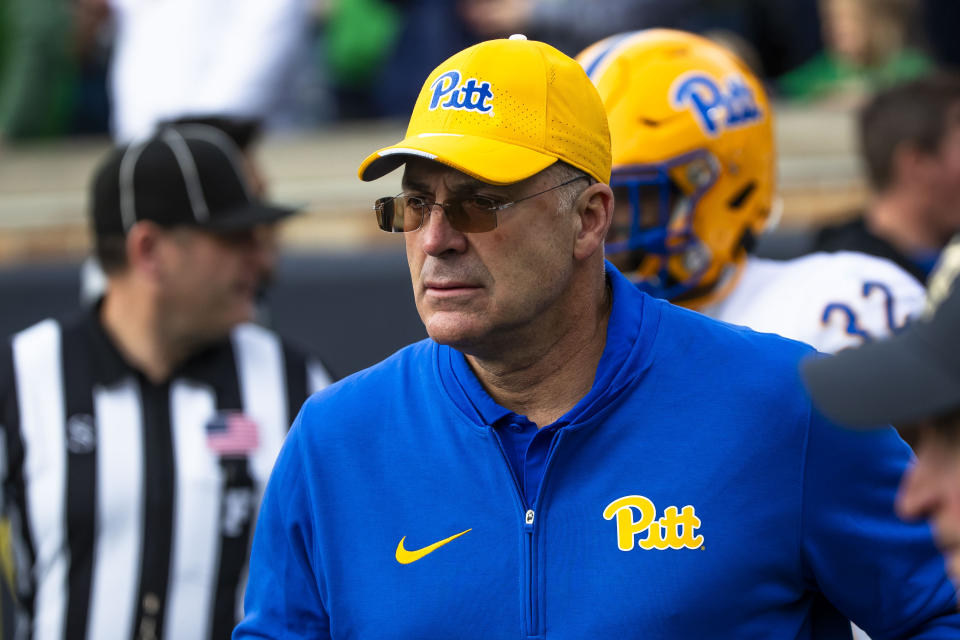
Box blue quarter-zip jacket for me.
[235,265,960,639]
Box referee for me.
[0,124,331,639]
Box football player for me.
[579,29,925,353]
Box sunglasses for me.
[374,175,591,233]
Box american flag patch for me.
[205,412,259,457]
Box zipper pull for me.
[524,509,535,531]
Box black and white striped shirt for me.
[0,306,331,640]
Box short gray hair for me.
[543,161,593,213]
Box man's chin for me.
[422,312,487,349]
[206,304,256,339]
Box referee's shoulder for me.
[230,322,336,389]
[1,311,84,412]
[6,311,79,341]
[232,321,306,362]
[2,311,85,371]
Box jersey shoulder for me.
[232,322,304,358]
[5,314,79,372]
[778,251,924,292]
[1,315,79,425]
[766,252,925,318]
[711,253,925,353]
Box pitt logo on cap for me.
[429,70,495,116]
[603,495,704,551]
[670,72,762,136]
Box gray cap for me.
[801,236,960,427]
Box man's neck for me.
[465,281,612,428]
[100,283,188,385]
[868,195,946,253]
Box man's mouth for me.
[424,280,482,298]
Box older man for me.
[235,36,959,638]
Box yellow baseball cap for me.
[357,35,611,185]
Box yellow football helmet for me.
[578,29,775,303]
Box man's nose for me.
[419,204,467,256]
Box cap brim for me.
[801,330,960,428]
[198,202,299,232]
[357,133,559,185]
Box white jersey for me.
[108,0,311,141]
[700,252,925,354]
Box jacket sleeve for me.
[801,409,960,638]
[234,412,330,639]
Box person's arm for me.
[234,411,331,639]
[801,408,960,637]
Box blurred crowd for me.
[2,0,960,142]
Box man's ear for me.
[573,182,614,261]
[125,221,166,279]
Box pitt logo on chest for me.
[603,495,704,551]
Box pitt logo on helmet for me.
[429,70,495,116]
[670,72,762,137]
[603,495,704,551]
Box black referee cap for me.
[91,124,295,236]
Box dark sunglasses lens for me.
[399,196,426,232]
[374,197,398,232]
[450,199,497,233]
[375,196,426,232]
[376,196,498,233]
